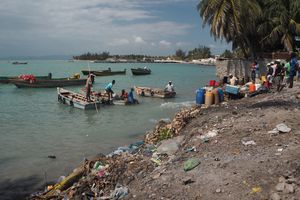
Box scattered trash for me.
[268,129,279,135]
[251,186,262,194]
[215,188,222,193]
[183,158,200,171]
[110,184,129,199]
[157,136,184,155]
[150,158,161,166]
[269,123,291,135]
[202,138,210,143]
[242,140,256,146]
[277,148,283,152]
[185,146,196,152]
[182,177,194,185]
[200,130,218,139]
[276,123,291,133]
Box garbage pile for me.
[30,143,154,200]
[144,106,201,144]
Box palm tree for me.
[259,0,300,51]
[198,0,261,58]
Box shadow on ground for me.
[0,175,42,200]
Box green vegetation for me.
[157,128,173,142]
[198,0,300,58]
[74,45,213,61]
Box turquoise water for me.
[0,60,216,196]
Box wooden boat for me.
[12,78,87,88]
[57,87,101,110]
[0,74,51,84]
[80,88,138,106]
[81,69,126,76]
[12,61,28,65]
[131,68,151,75]
[134,86,176,98]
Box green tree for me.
[221,49,234,58]
[198,0,261,58]
[187,45,211,59]
[175,49,186,60]
[258,0,300,51]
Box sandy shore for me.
[30,82,300,200]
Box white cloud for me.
[133,36,146,44]
[0,0,197,56]
[159,40,172,48]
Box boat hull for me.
[134,86,176,98]
[81,69,126,76]
[0,75,51,84]
[131,68,151,75]
[57,87,101,110]
[12,78,87,88]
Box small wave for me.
[160,101,195,109]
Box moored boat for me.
[134,86,176,98]
[0,74,52,84]
[12,61,28,65]
[131,67,151,75]
[81,69,126,76]
[57,87,101,110]
[11,78,87,88]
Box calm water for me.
[0,60,215,196]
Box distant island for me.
[72,46,221,66]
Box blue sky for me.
[0,0,231,58]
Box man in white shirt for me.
[165,81,174,92]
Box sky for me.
[0,0,231,58]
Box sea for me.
[0,60,216,198]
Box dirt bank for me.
[30,83,300,200]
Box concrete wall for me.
[215,59,271,80]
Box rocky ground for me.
[31,82,300,200]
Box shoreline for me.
[30,82,300,199]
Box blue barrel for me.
[196,89,205,104]
[217,88,224,102]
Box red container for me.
[214,82,220,87]
[209,80,216,86]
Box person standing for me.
[288,52,298,88]
[105,80,116,100]
[251,61,257,82]
[85,74,95,102]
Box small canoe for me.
[134,86,176,98]
[0,75,51,84]
[12,62,28,65]
[57,87,101,110]
[81,69,126,76]
[12,78,87,88]
[131,68,151,75]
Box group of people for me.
[85,73,174,103]
[266,52,299,91]
[226,52,299,92]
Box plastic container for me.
[196,89,205,105]
[217,88,224,102]
[205,90,214,106]
[209,80,216,87]
[249,84,256,92]
[212,89,220,104]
